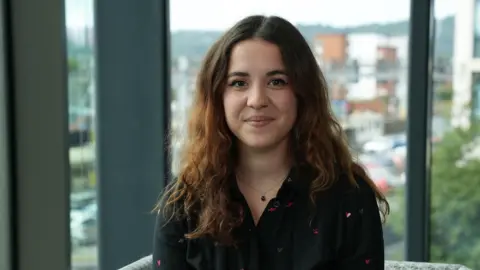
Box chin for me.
[244,140,277,150]
[241,136,287,151]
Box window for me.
[429,0,479,268]
[66,0,98,268]
[472,74,480,123]
[169,0,411,260]
[474,0,480,57]
[71,0,169,268]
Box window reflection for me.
[430,0,479,268]
[60,0,478,266]
[66,0,97,269]
[474,0,480,57]
[170,0,411,260]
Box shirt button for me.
[273,200,281,208]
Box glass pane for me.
[474,0,480,57]
[169,0,410,260]
[430,1,478,268]
[66,0,97,269]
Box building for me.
[314,33,409,122]
[344,110,385,145]
[452,0,480,127]
[67,26,95,48]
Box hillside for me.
[171,16,454,60]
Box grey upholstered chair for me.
[118,255,472,270]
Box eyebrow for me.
[227,69,287,78]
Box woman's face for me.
[223,39,297,151]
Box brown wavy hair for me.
[158,15,389,245]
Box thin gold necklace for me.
[236,171,290,202]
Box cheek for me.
[279,92,297,118]
[223,95,241,124]
[281,96,298,130]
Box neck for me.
[236,139,292,187]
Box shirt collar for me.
[229,164,313,200]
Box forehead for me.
[228,39,285,73]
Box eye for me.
[228,80,248,88]
[268,78,288,87]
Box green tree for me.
[388,125,480,268]
[68,57,80,73]
[434,85,453,118]
[436,85,454,101]
[429,125,480,268]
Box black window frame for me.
[1,0,438,268]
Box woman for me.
[153,15,389,270]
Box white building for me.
[452,0,480,127]
[344,110,385,145]
[313,33,409,119]
[346,33,409,110]
[170,56,196,175]
[67,27,95,48]
[341,33,379,100]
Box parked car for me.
[71,190,96,211]
[365,165,404,194]
[71,202,97,247]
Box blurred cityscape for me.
[66,12,480,269]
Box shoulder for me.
[331,172,383,224]
[331,169,377,197]
[315,170,379,212]
[332,172,386,265]
[155,179,198,238]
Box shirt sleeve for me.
[337,177,385,269]
[152,209,191,270]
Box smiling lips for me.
[245,116,274,127]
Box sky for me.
[65,0,456,31]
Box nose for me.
[246,84,268,109]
